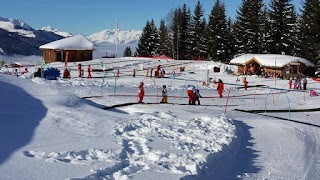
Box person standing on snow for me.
[138,82,145,103]
[243,77,248,90]
[303,77,307,90]
[187,86,196,105]
[217,79,224,98]
[160,85,168,103]
[194,89,202,105]
[77,63,82,78]
[150,68,153,77]
[87,65,92,78]
[116,69,120,78]
[289,77,293,89]
[133,69,136,77]
[63,68,70,78]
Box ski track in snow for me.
[23,111,236,179]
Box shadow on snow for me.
[0,81,47,165]
[181,120,261,180]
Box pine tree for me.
[234,0,265,54]
[136,20,152,57]
[136,19,160,57]
[268,0,299,55]
[158,19,171,57]
[300,0,320,65]
[225,18,236,61]
[207,0,228,62]
[190,0,207,60]
[170,8,182,60]
[260,5,271,53]
[123,46,132,57]
[180,4,192,59]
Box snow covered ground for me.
[1,57,320,180]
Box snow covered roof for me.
[230,54,315,67]
[39,35,94,50]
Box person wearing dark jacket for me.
[194,89,202,105]
[34,68,42,78]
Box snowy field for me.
[1,57,320,180]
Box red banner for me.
[65,51,69,67]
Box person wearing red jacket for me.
[187,86,196,105]
[87,65,92,78]
[63,68,70,78]
[243,77,248,90]
[77,63,82,78]
[217,79,224,98]
[138,82,144,103]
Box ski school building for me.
[229,54,315,79]
[39,35,94,64]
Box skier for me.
[156,65,161,78]
[77,63,82,78]
[187,86,196,105]
[133,69,136,77]
[22,68,28,74]
[138,82,144,103]
[243,77,248,90]
[160,85,168,103]
[34,68,42,78]
[63,68,70,78]
[87,65,92,78]
[194,89,202,105]
[116,69,120,78]
[217,79,224,98]
[310,90,318,97]
[150,68,153,77]
[303,77,307,90]
[289,77,293,89]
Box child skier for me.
[78,63,82,78]
[289,77,293,89]
[194,89,202,105]
[87,65,92,78]
[160,85,168,103]
[138,82,144,103]
[187,86,196,105]
[63,68,70,78]
[243,77,248,90]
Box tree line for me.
[131,0,320,66]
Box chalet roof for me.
[39,35,94,51]
[230,54,315,67]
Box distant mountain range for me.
[0,17,142,58]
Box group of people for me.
[289,76,307,90]
[62,63,92,79]
[187,86,202,105]
[137,83,168,104]
[137,79,225,105]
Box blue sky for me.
[0,0,302,35]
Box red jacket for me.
[217,82,224,93]
[138,85,144,97]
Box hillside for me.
[0,16,141,57]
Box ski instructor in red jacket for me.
[217,79,224,98]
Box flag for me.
[116,19,118,30]
[65,51,69,67]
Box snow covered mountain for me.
[0,16,141,57]
[41,26,73,37]
[87,29,141,44]
[0,17,35,38]
[0,17,63,56]
[87,29,142,58]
